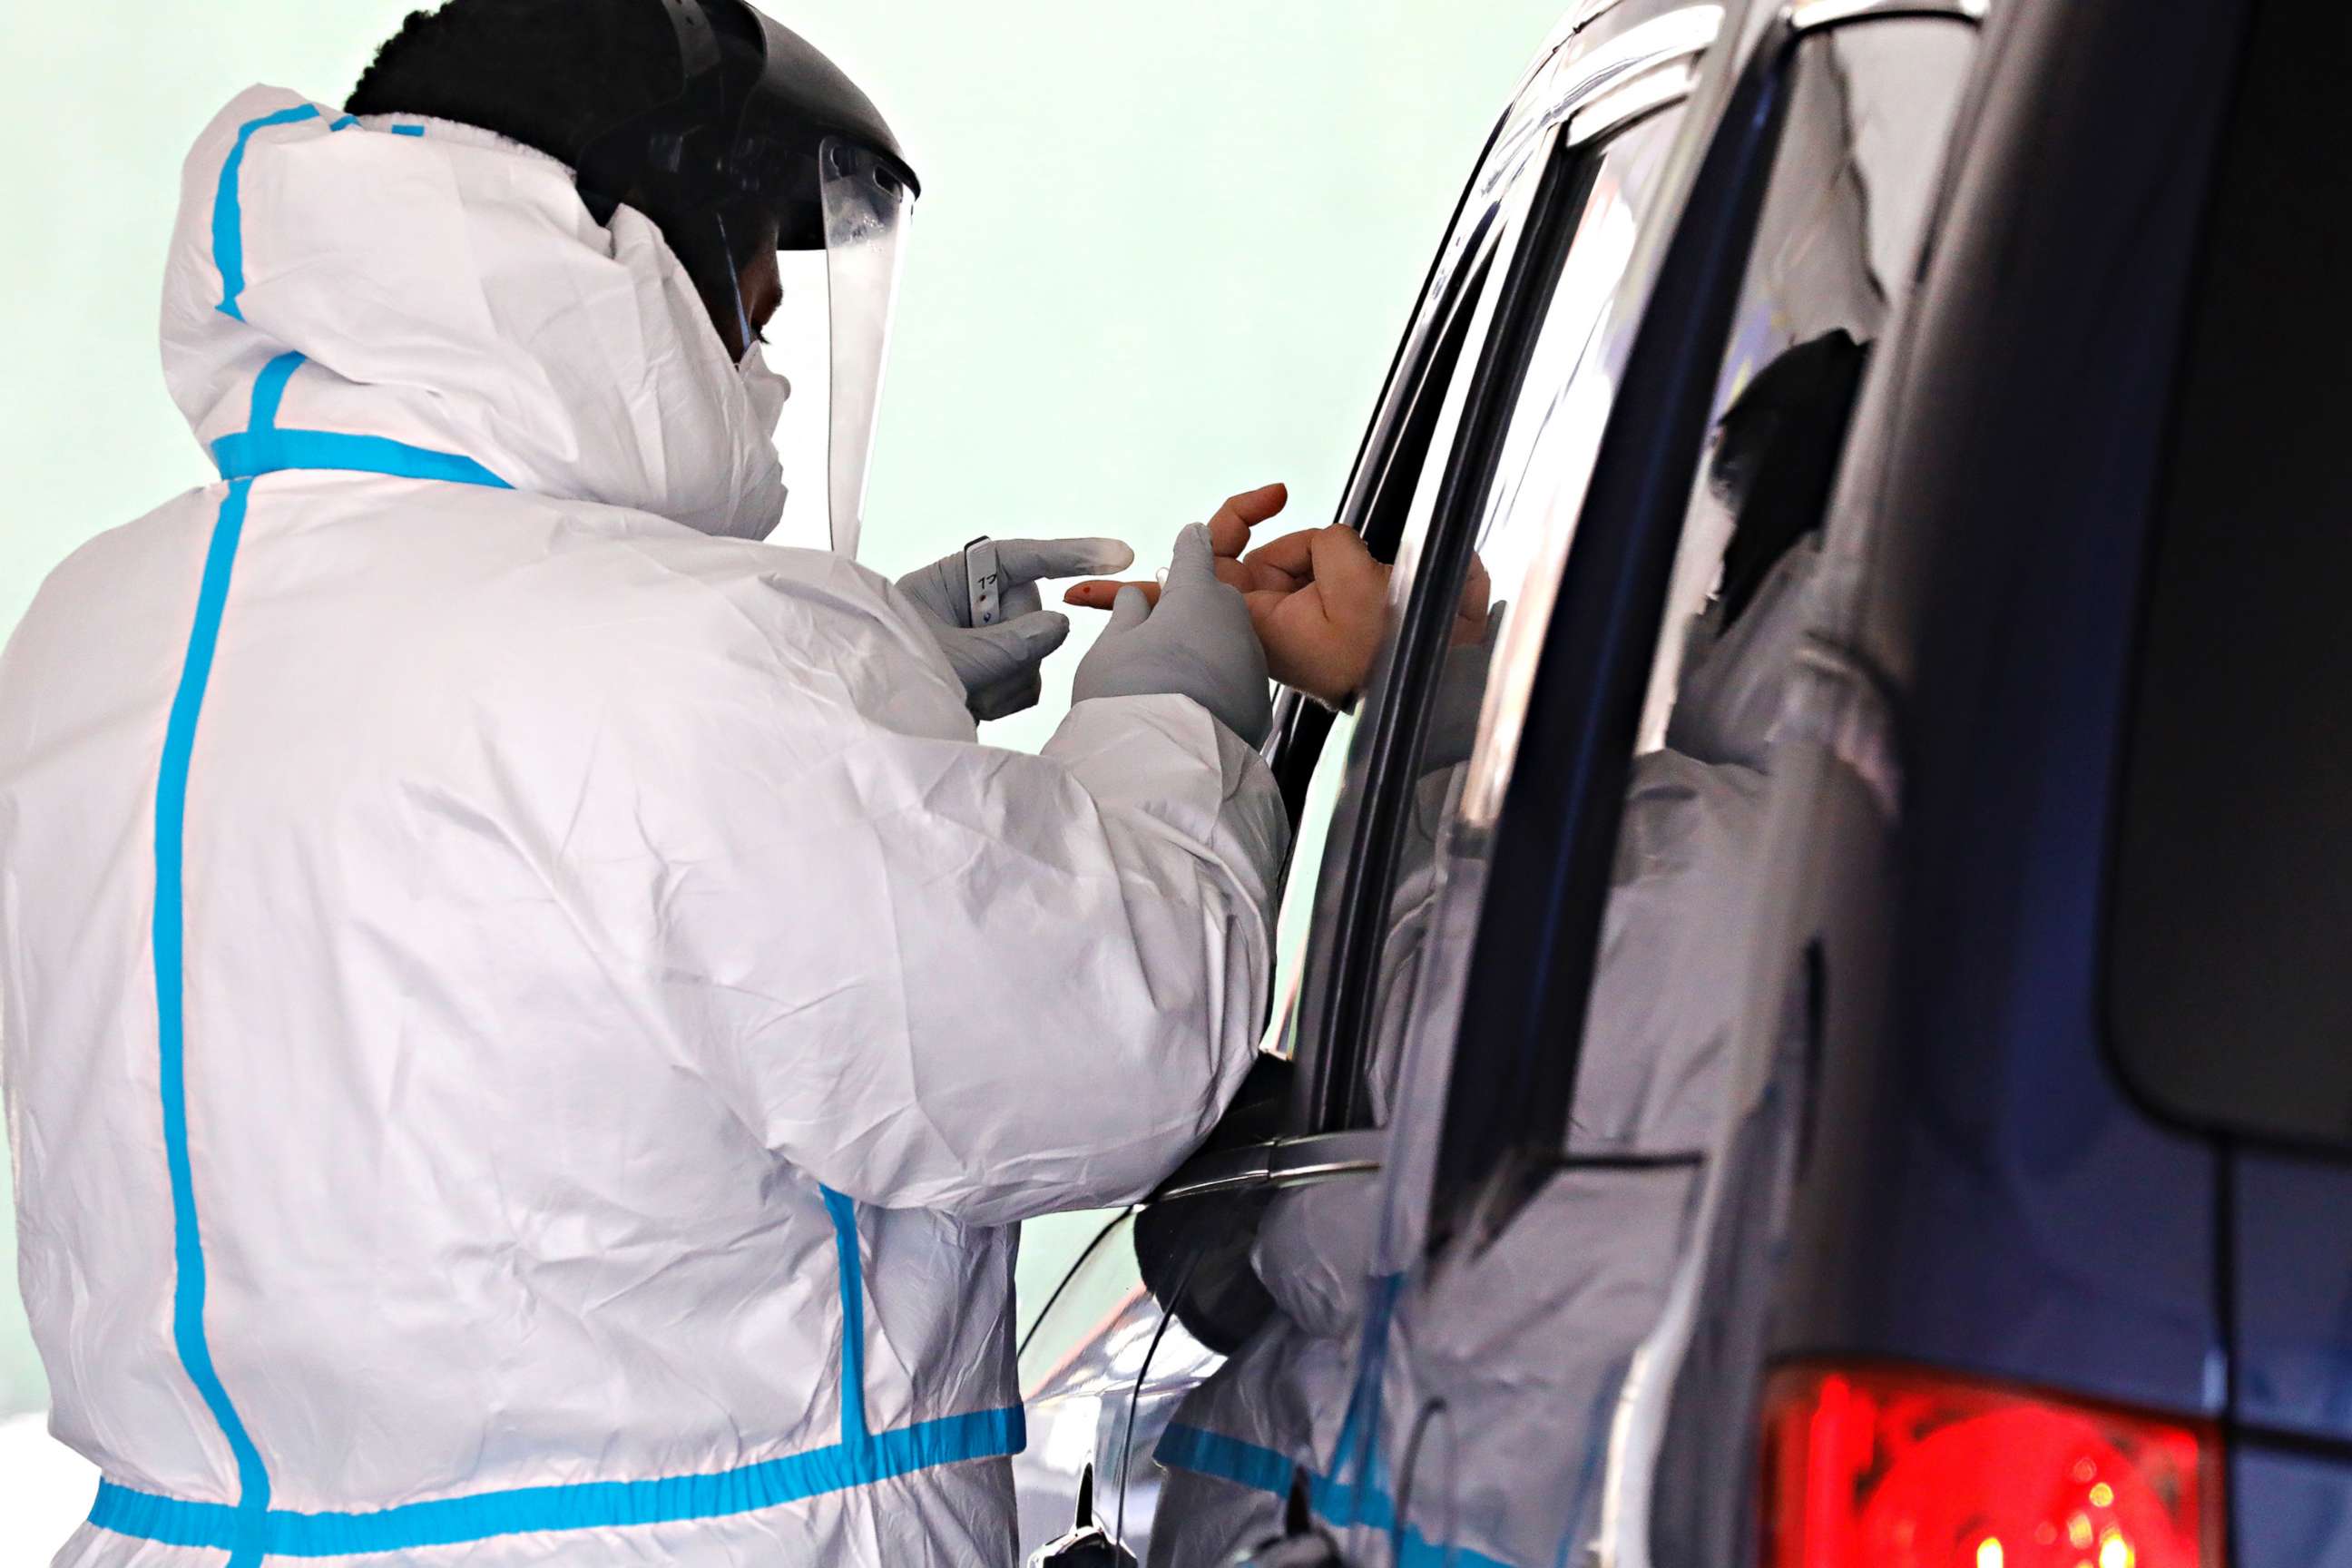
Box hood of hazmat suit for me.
[0,89,1287,1568]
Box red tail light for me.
[1760,1363,2223,1568]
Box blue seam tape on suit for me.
[214,105,321,320]
[211,428,514,488]
[154,476,274,1568]
[1154,1424,1518,1568]
[246,351,302,431]
[100,129,1022,1559]
[89,1407,1026,1556]
[821,1186,870,1445]
[211,347,514,491]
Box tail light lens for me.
[1760,1363,2223,1568]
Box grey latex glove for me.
[897,537,1135,720]
[1071,524,1274,747]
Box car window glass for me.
[1251,228,1505,1073]
[1373,20,1975,1280]
[1311,106,1690,1132]
[2109,0,2352,1151]
[1265,709,1358,1055]
[1274,220,1524,1120]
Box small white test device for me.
[962,536,1003,627]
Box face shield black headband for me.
[573,0,921,557]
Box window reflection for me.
[1467,116,1680,825]
[1264,710,1356,1057]
[1343,107,1690,1125]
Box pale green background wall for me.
[0,0,1566,1528]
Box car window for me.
[2108,0,2352,1150]
[1250,222,1514,1063]
[1294,103,1692,1133]
[1388,16,1979,1253]
[1220,162,1519,1083]
[1004,105,1561,1565]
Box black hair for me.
[347,0,769,340]
[348,0,683,170]
[1707,328,1872,628]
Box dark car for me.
[1019,0,2350,1563]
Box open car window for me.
[1292,102,1693,1136]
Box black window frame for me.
[1294,132,1618,1135]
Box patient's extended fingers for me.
[1206,483,1290,561]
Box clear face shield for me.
[814,137,913,559]
[582,1,920,555]
[744,134,913,557]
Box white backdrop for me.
[0,0,1570,1554]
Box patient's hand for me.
[1066,483,1490,708]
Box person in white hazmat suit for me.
[1106,332,1872,1568]
[0,2,1297,1564]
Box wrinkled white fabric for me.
[740,341,794,444]
[0,88,1286,1566]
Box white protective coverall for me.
[1145,544,1820,1568]
[0,90,1287,1567]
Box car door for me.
[1012,3,1736,1558]
[1242,5,1986,1565]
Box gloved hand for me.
[897,537,1134,721]
[1066,484,1491,709]
[1071,524,1273,747]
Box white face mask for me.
[739,339,791,439]
[681,336,789,544]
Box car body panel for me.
[2234,1153,2352,1447]
[1762,0,2243,1416]
[2234,1440,2352,1568]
